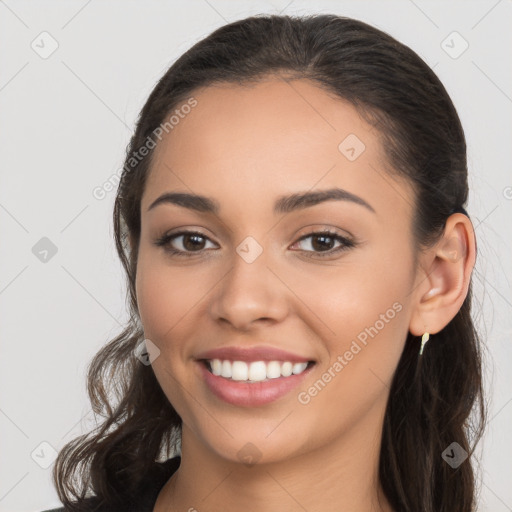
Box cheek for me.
[296,264,410,434]
[135,251,184,343]
[136,264,168,339]
[300,245,411,334]
[302,246,412,371]
[135,250,214,348]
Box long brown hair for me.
[53,14,487,511]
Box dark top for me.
[41,455,181,512]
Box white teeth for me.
[211,359,222,376]
[221,360,231,378]
[292,362,307,374]
[266,361,281,379]
[206,359,310,382]
[248,361,267,381]
[281,361,293,377]
[232,361,248,381]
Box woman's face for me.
[135,77,419,465]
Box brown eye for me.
[181,233,207,251]
[291,230,355,258]
[154,231,217,256]
[154,229,356,259]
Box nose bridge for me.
[209,234,287,329]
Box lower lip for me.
[197,361,315,407]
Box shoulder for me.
[40,455,181,512]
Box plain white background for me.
[0,1,511,511]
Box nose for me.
[209,250,289,331]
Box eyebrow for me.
[147,187,376,215]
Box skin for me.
[133,76,476,512]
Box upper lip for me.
[195,345,314,363]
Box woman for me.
[43,13,486,512]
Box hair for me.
[52,13,487,512]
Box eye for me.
[154,229,356,258]
[290,230,355,258]
[154,230,217,257]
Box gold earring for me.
[419,332,430,355]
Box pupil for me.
[184,234,204,251]
[312,235,333,251]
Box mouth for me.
[197,358,317,407]
[199,358,316,383]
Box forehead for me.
[142,77,413,220]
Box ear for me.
[409,213,476,336]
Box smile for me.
[205,359,312,382]
[197,359,316,407]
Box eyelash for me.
[154,229,356,259]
